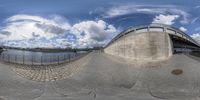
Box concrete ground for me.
[0,52,200,100]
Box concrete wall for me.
[104,31,173,61]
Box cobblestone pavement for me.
[0,52,200,100]
[9,54,91,82]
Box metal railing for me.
[0,52,88,66]
[105,24,200,48]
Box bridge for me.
[104,24,200,61]
[0,24,200,100]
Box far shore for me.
[2,46,102,53]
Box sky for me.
[0,0,200,48]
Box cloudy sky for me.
[0,0,200,48]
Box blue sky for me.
[0,0,200,48]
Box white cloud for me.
[179,27,187,32]
[191,33,200,44]
[191,17,199,24]
[0,14,117,48]
[70,20,117,48]
[104,5,165,17]
[0,14,70,41]
[152,14,179,25]
[103,4,189,24]
[194,6,200,9]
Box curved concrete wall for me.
[104,31,173,61]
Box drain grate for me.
[171,69,183,75]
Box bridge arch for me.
[104,24,200,61]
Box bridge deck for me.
[0,52,200,100]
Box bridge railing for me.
[0,52,88,66]
[105,24,200,48]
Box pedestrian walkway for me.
[0,52,199,100]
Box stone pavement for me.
[0,52,200,100]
